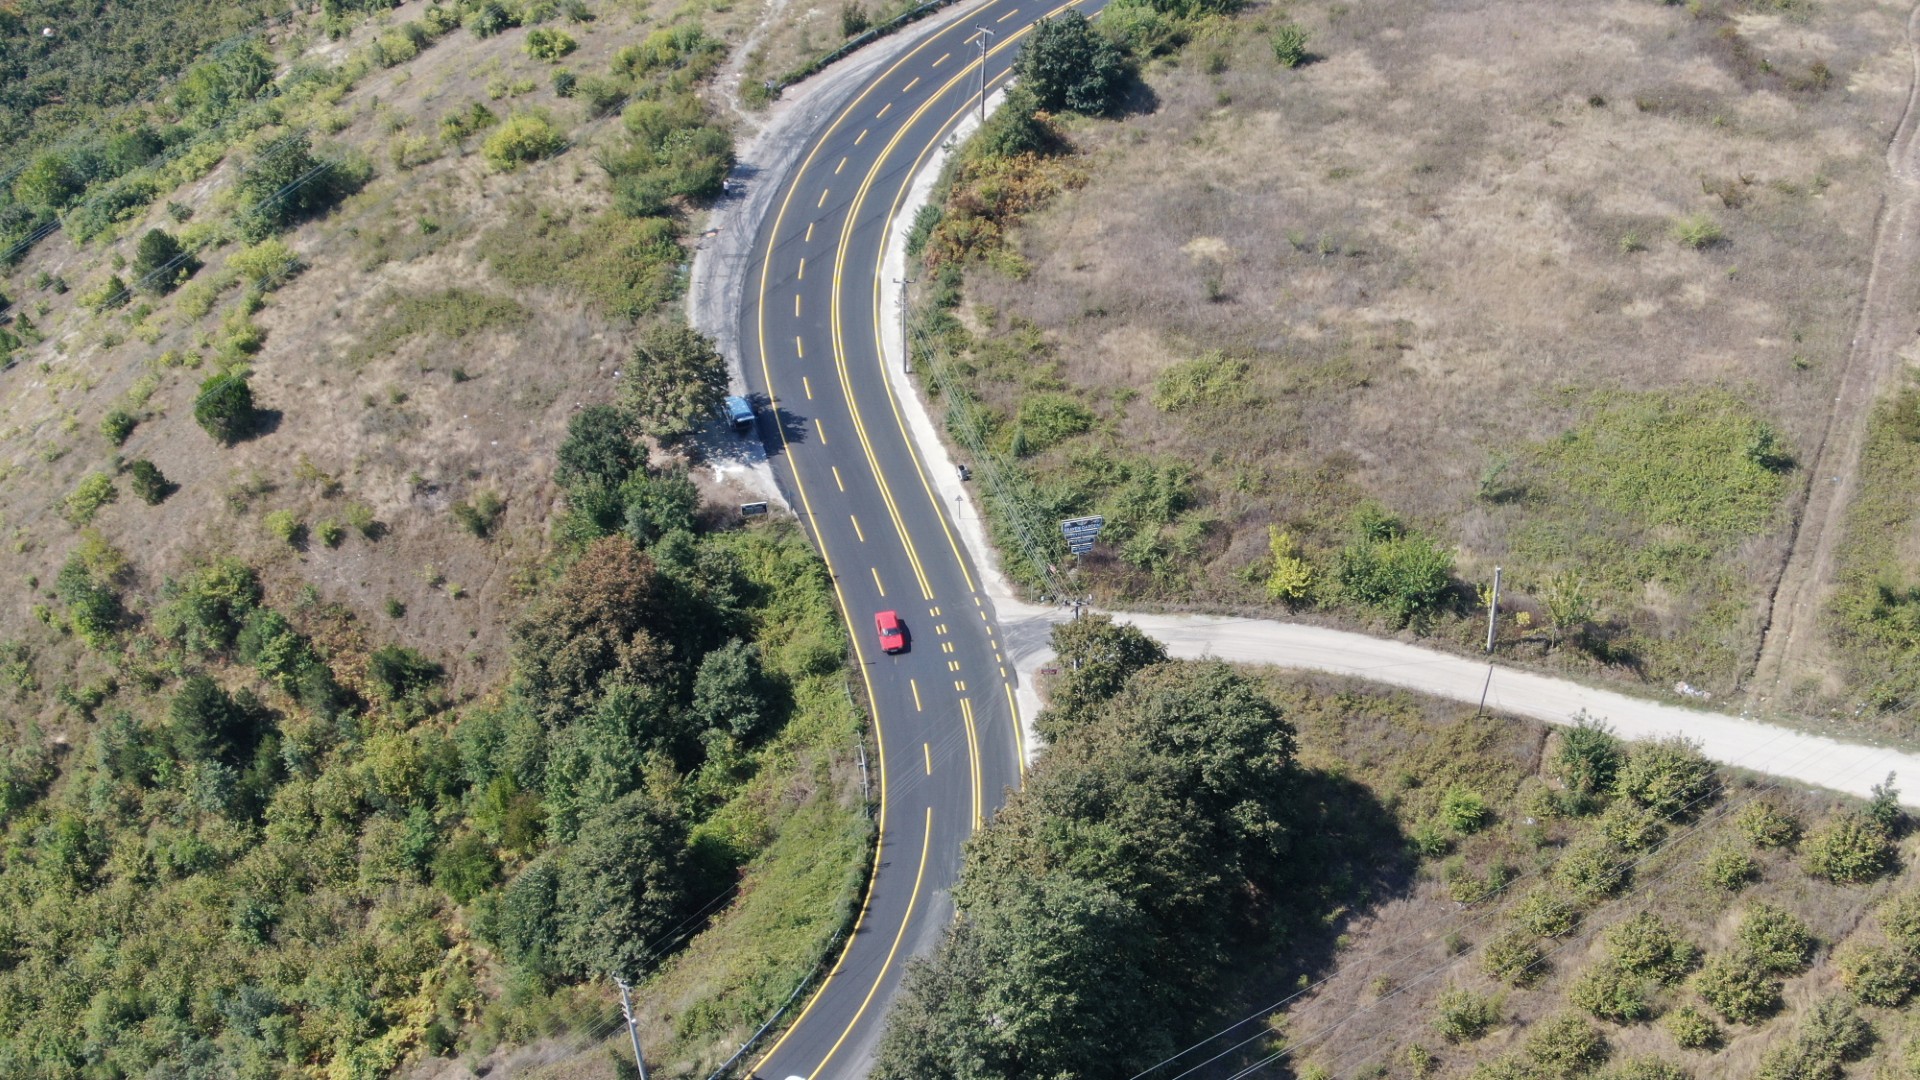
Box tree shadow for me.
[1109,74,1161,119]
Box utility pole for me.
[895,277,915,373]
[857,742,871,805]
[1485,566,1502,653]
[972,25,996,123]
[615,978,650,1080]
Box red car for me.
[874,610,907,654]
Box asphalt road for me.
[731,5,1097,1076]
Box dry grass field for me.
[941,0,1914,703]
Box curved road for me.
[729,6,1096,1077]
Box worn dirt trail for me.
[1750,1,1920,698]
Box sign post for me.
[1059,515,1105,555]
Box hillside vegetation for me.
[908,0,1907,712]
[0,0,882,1076]
[878,619,1920,1080]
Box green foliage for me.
[1484,929,1546,987]
[156,557,262,653]
[348,287,530,365]
[479,205,683,320]
[1515,886,1581,937]
[56,546,126,647]
[484,112,567,169]
[227,236,301,290]
[555,790,693,980]
[1606,914,1698,985]
[1523,1012,1609,1079]
[452,490,507,539]
[132,228,189,294]
[1434,986,1500,1043]
[1016,12,1130,114]
[872,659,1305,1079]
[1264,527,1314,604]
[1602,1058,1692,1080]
[972,86,1059,160]
[465,1,521,37]
[315,519,344,547]
[1570,958,1653,1023]
[1702,844,1759,891]
[1554,714,1624,810]
[1880,888,1920,952]
[1032,614,1168,743]
[64,472,118,525]
[234,131,365,242]
[690,639,774,740]
[557,405,641,493]
[1441,785,1492,834]
[1597,800,1667,852]
[193,370,256,445]
[525,27,578,60]
[99,408,137,445]
[1663,1004,1720,1050]
[1738,902,1814,973]
[1152,351,1253,413]
[1615,736,1717,819]
[1556,834,1629,903]
[1737,800,1801,848]
[620,321,728,443]
[1271,24,1311,67]
[1835,941,1917,1006]
[80,274,129,312]
[1831,387,1920,708]
[1334,507,1454,626]
[433,831,502,904]
[602,93,734,215]
[1012,392,1095,455]
[1692,949,1781,1024]
[1670,214,1723,249]
[1801,811,1897,884]
[368,645,444,703]
[1755,995,1872,1080]
[126,458,172,504]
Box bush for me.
[1879,889,1920,952]
[483,113,566,170]
[1272,24,1310,67]
[1014,12,1129,115]
[465,1,520,37]
[1442,786,1492,834]
[1605,914,1698,985]
[1737,800,1801,848]
[1484,929,1546,987]
[1557,834,1629,902]
[80,275,129,313]
[99,409,137,445]
[1524,1012,1608,1078]
[65,473,118,525]
[263,510,304,546]
[1702,845,1758,892]
[1434,986,1499,1043]
[1515,887,1581,937]
[1335,512,1455,627]
[1597,800,1667,852]
[1670,214,1723,250]
[344,503,381,539]
[1802,812,1897,884]
[1614,737,1717,819]
[1737,903,1814,973]
[126,459,171,504]
[368,645,444,703]
[1662,1004,1719,1050]
[1602,1058,1691,1080]
[131,228,188,294]
[1570,959,1653,1024]
[1835,942,1916,1006]
[193,371,255,445]
[525,27,576,60]
[227,237,301,291]
[315,520,344,548]
[1692,950,1780,1024]
[1554,714,1624,809]
[452,491,506,538]
[1756,995,1872,1080]
[621,322,728,443]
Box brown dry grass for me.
[953,0,1911,699]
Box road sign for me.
[1060,515,1105,554]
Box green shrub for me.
[1152,352,1253,413]
[1434,986,1499,1043]
[1335,510,1455,627]
[1692,949,1780,1024]
[131,228,190,294]
[315,520,345,548]
[1013,11,1129,115]
[126,459,171,504]
[1524,1012,1608,1079]
[1557,834,1629,902]
[432,831,501,903]
[263,510,304,546]
[1614,737,1717,819]
[1606,913,1698,985]
[452,491,506,538]
[99,409,137,445]
[1012,393,1096,454]
[465,1,520,37]
[483,113,566,170]
[1703,845,1758,891]
[1410,818,1452,857]
[1737,800,1801,848]
[1802,812,1897,884]
[1484,929,1546,987]
[1737,903,1814,973]
[1515,887,1581,937]
[1601,1058,1691,1080]
[1755,995,1871,1080]
[1442,786,1492,834]
[1834,941,1916,1006]
[1553,714,1624,810]
[227,237,301,291]
[344,502,380,539]
[1662,1004,1719,1050]
[80,275,129,313]
[1272,24,1310,67]
[1570,958,1653,1023]
[1670,214,1723,250]
[1443,857,1513,904]
[1597,800,1667,852]
[64,473,118,525]
[1879,889,1920,952]
[193,371,256,445]
[525,27,577,60]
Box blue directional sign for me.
[1060,515,1105,554]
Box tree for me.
[131,228,187,294]
[1604,913,1697,984]
[484,113,566,171]
[483,855,562,977]
[619,468,700,547]
[556,405,641,493]
[1737,903,1814,973]
[126,459,172,504]
[1802,811,1897,884]
[1613,736,1717,819]
[554,790,692,980]
[368,646,445,704]
[1692,949,1780,1024]
[620,322,728,442]
[690,639,772,740]
[193,371,256,445]
[1553,713,1623,810]
[234,131,361,241]
[511,536,670,726]
[1034,615,1169,743]
[1014,12,1130,115]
